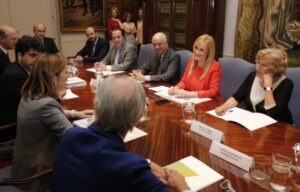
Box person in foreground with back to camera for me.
[52,76,192,192]
[168,34,222,101]
[94,28,137,71]
[131,32,180,85]
[12,54,94,192]
[215,48,294,124]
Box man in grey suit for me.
[131,32,180,84]
[95,28,137,71]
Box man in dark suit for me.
[52,76,191,192]
[75,26,109,63]
[131,32,180,84]
[95,28,137,71]
[0,25,18,75]
[0,35,43,125]
[33,23,59,54]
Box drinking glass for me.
[220,179,236,192]
[269,154,292,191]
[291,166,300,191]
[68,58,78,77]
[182,102,195,124]
[140,97,150,122]
[250,155,270,181]
[294,143,300,169]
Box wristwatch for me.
[264,86,273,91]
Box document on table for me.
[86,68,125,76]
[73,119,147,143]
[165,156,223,191]
[207,107,277,131]
[67,77,87,88]
[148,85,170,92]
[155,90,211,104]
[62,89,79,100]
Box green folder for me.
[165,161,198,177]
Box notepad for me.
[207,107,277,131]
[155,90,211,104]
[148,85,170,92]
[165,156,223,191]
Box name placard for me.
[209,141,253,171]
[190,121,224,142]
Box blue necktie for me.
[114,48,121,64]
[91,43,96,56]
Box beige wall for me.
[1,0,237,59]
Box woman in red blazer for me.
[169,34,222,101]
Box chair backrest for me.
[177,50,193,78]
[137,44,155,67]
[219,57,256,101]
[286,67,300,127]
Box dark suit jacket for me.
[52,124,169,192]
[139,48,180,84]
[42,37,59,54]
[0,62,28,125]
[101,42,137,71]
[0,48,11,75]
[76,37,109,62]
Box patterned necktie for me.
[114,48,121,64]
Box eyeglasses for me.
[220,179,236,192]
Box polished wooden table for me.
[62,63,300,192]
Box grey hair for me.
[152,32,168,43]
[94,76,146,135]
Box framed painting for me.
[59,0,104,32]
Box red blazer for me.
[107,18,120,40]
[177,58,222,101]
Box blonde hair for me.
[110,6,119,17]
[188,34,215,79]
[22,54,67,100]
[256,48,288,79]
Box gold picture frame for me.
[59,0,104,32]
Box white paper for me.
[155,90,211,104]
[62,89,79,100]
[86,68,125,76]
[123,127,148,142]
[148,86,170,92]
[67,77,86,88]
[73,121,148,143]
[169,156,224,191]
[207,107,277,131]
[209,141,254,171]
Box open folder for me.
[165,156,223,191]
[207,107,277,131]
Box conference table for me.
[61,63,300,192]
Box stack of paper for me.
[148,85,170,92]
[67,77,86,88]
[207,107,277,131]
[165,156,223,191]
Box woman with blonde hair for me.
[215,48,294,124]
[169,34,222,101]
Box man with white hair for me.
[52,76,191,192]
[33,23,59,54]
[0,25,18,75]
[131,32,180,84]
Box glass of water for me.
[269,154,292,191]
[181,102,195,124]
[68,58,78,77]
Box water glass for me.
[250,155,270,181]
[294,143,300,169]
[269,154,292,191]
[68,59,78,76]
[220,179,236,192]
[140,97,150,122]
[182,102,195,124]
[291,166,300,191]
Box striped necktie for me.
[114,47,121,64]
